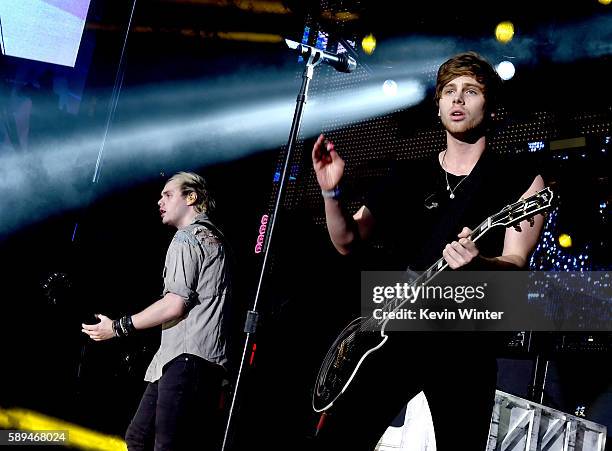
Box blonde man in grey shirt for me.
[82,171,232,451]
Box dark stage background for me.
[0,0,610,450]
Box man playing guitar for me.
[311,51,545,450]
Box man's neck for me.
[176,210,198,229]
[441,134,486,175]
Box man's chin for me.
[447,124,485,143]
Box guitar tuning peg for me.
[514,224,522,232]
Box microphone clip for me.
[284,38,357,73]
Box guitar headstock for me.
[491,186,554,229]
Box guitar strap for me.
[194,217,227,243]
[193,217,237,267]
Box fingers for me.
[443,243,464,269]
[312,134,341,165]
[81,326,109,341]
[81,314,112,341]
[327,141,343,165]
[457,227,472,239]
[312,134,326,162]
[81,326,98,339]
[313,134,334,164]
[81,313,106,330]
[82,331,104,341]
[443,238,479,269]
[458,237,476,253]
[82,328,95,339]
[81,321,100,339]
[442,247,458,269]
[312,134,345,190]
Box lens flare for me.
[495,21,515,44]
[361,33,376,55]
[382,80,398,96]
[496,60,516,80]
[558,233,572,248]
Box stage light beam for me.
[0,69,425,238]
[382,80,398,96]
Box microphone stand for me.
[221,50,324,451]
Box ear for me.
[186,193,197,205]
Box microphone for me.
[285,38,357,73]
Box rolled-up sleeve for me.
[163,232,201,309]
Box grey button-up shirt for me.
[144,213,231,382]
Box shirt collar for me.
[192,212,210,224]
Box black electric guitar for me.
[312,186,554,413]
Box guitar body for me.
[312,316,388,412]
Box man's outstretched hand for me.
[82,314,115,341]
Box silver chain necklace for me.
[442,149,469,199]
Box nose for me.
[158,198,163,207]
[452,92,464,104]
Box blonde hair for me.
[168,171,215,214]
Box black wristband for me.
[120,316,127,336]
[124,315,136,335]
[113,319,124,337]
[119,315,135,336]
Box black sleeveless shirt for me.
[365,150,539,271]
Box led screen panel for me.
[0,0,91,67]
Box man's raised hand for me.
[312,134,345,191]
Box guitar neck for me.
[367,215,494,328]
[420,215,493,284]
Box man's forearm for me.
[324,198,358,255]
[473,254,526,270]
[131,293,186,330]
